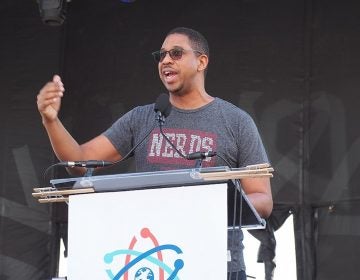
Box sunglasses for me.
[151,48,202,63]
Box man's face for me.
[158,33,201,95]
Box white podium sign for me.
[68,183,228,280]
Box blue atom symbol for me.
[134,267,154,280]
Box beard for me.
[170,87,186,96]
[166,81,190,97]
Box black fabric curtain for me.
[1,0,360,279]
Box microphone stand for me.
[84,168,94,177]
[194,159,203,168]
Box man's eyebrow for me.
[160,45,183,51]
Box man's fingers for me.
[43,98,60,106]
[37,90,63,102]
[37,92,61,102]
[53,74,62,84]
[37,97,60,111]
[37,85,63,113]
[40,82,64,95]
[53,75,64,90]
[37,77,64,121]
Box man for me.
[37,27,273,279]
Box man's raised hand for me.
[37,75,64,123]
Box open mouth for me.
[163,70,178,82]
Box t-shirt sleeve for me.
[102,110,134,157]
[237,113,269,167]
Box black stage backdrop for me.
[0,0,359,279]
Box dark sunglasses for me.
[151,48,202,63]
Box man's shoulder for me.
[131,103,154,112]
[214,97,252,119]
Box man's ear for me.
[197,54,209,72]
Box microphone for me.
[186,151,217,160]
[154,93,172,124]
[58,160,114,168]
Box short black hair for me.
[166,27,210,59]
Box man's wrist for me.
[42,115,59,126]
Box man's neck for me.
[169,90,214,110]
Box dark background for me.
[0,0,360,279]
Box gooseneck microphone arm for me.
[57,160,113,168]
[112,122,158,163]
[43,121,158,182]
[154,93,217,162]
[158,121,187,159]
[154,93,187,159]
[54,122,158,170]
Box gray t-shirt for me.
[104,97,268,170]
[103,97,269,271]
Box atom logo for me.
[104,227,184,280]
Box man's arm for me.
[241,177,273,218]
[37,75,121,174]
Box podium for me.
[33,164,273,279]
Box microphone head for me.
[154,93,172,117]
